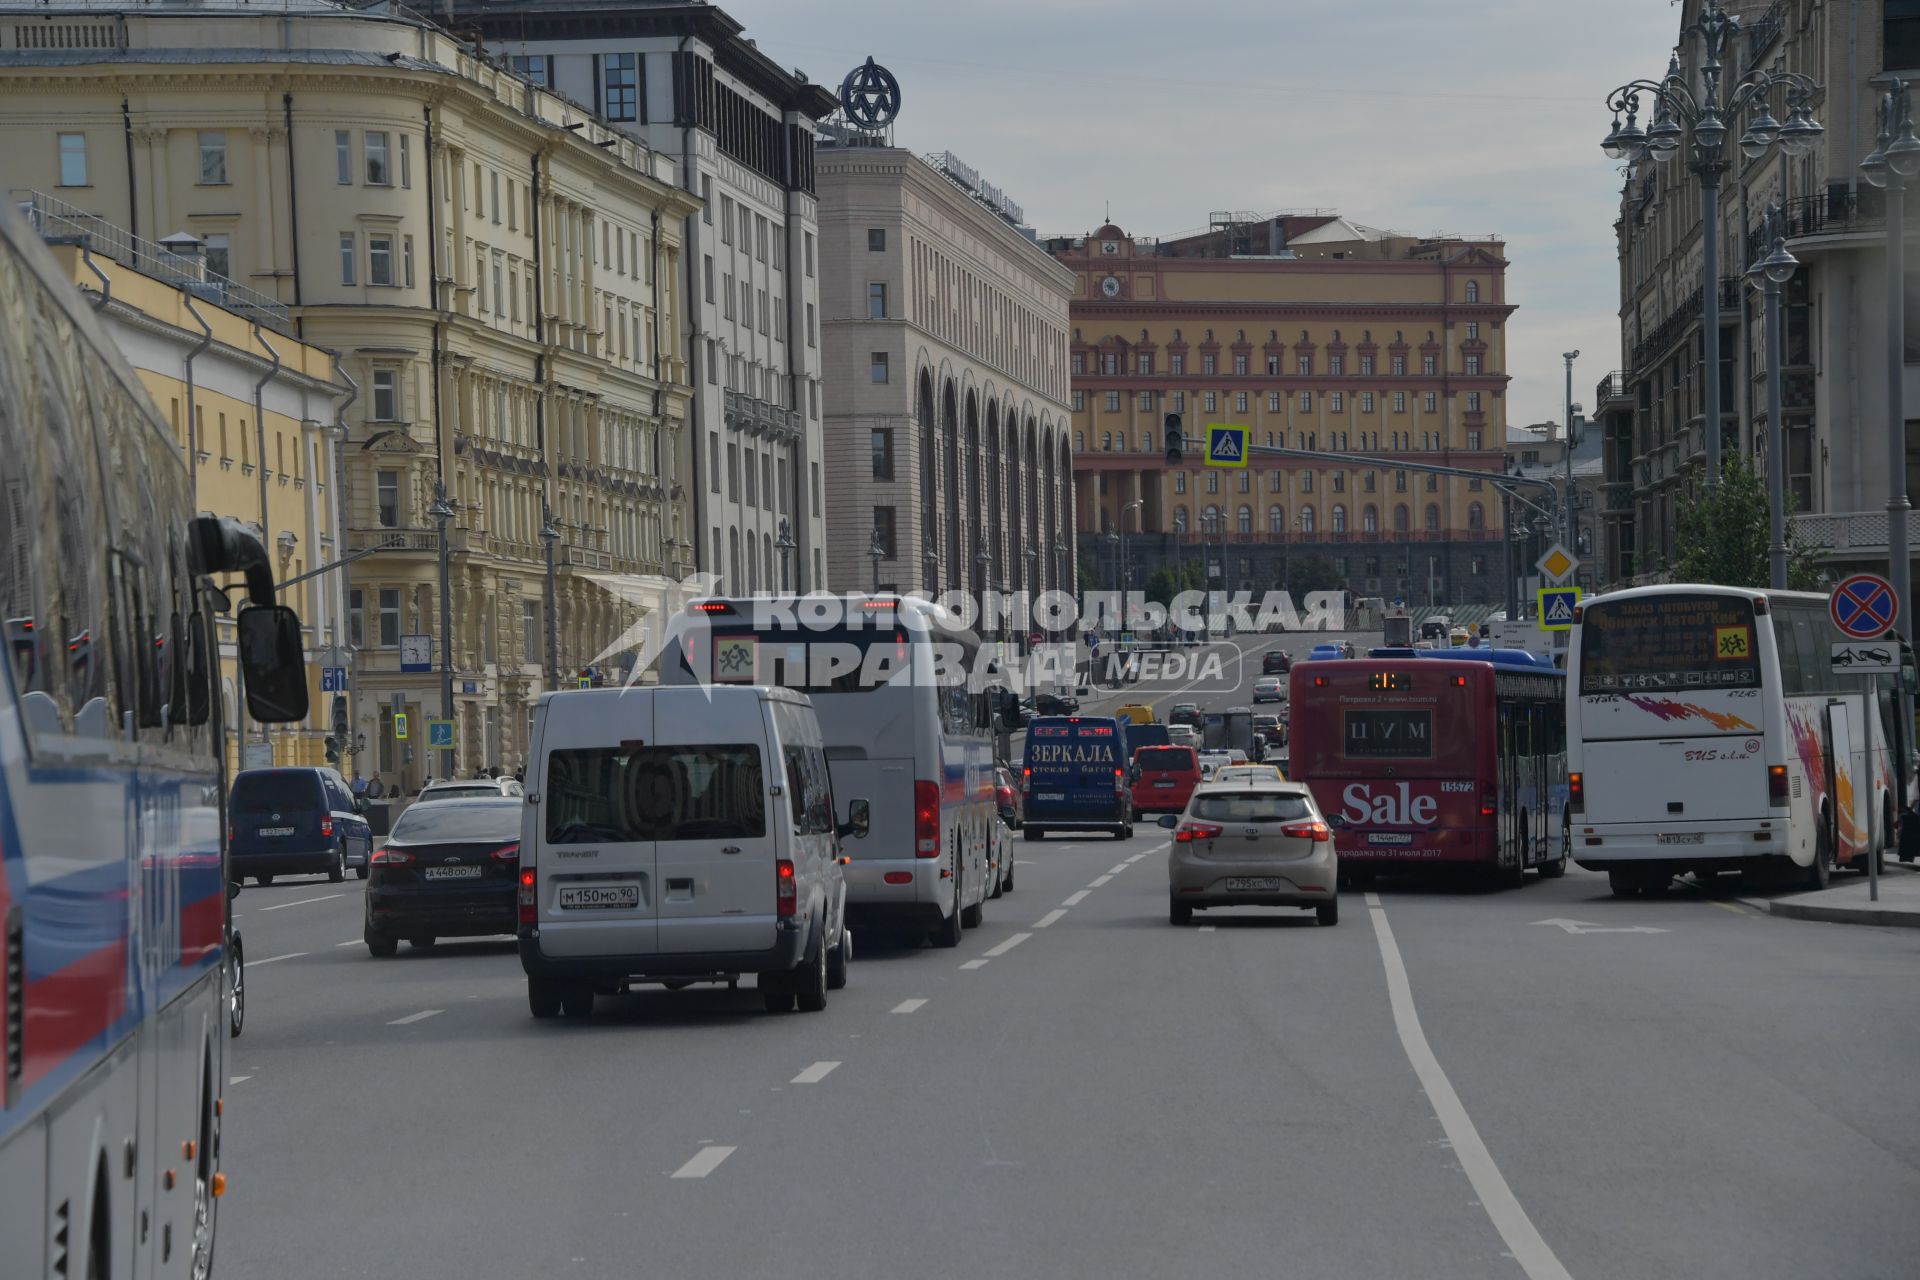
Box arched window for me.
[1394,504,1409,532]
[1102,432,1112,451]
[1074,430,1084,450]
[1361,505,1378,533]
[1465,281,1480,303]
[1142,430,1152,453]
[1268,505,1285,534]
[1424,503,1440,531]
[1299,504,1316,533]
[1331,504,1348,533]
[1237,505,1252,533]
[1173,506,1188,532]
[1468,502,1485,530]
[1203,504,1221,533]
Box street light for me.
[1562,351,1580,551]
[774,517,795,595]
[1747,202,1799,590]
[540,502,561,690]
[1602,5,1823,488]
[428,482,456,776]
[1120,498,1143,626]
[868,525,887,593]
[974,547,994,636]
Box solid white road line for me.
[891,998,927,1014]
[671,1146,736,1179]
[229,1076,252,1085]
[258,893,346,912]
[1367,902,1573,1280]
[984,932,1031,958]
[1062,890,1090,907]
[335,939,362,948]
[1107,863,1128,875]
[959,959,990,971]
[253,952,307,966]
[387,1009,443,1026]
[1033,909,1067,929]
[1088,875,1113,888]
[790,1061,840,1085]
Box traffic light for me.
[330,693,349,740]
[324,735,341,765]
[1164,413,1183,466]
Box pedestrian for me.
[351,773,369,799]
[514,765,525,784]
[366,774,385,800]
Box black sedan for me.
[1262,649,1292,675]
[365,798,522,956]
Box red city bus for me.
[1287,655,1570,886]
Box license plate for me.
[1225,877,1280,891]
[1154,780,1176,788]
[423,865,481,880]
[1367,832,1413,846]
[1657,833,1704,845]
[257,827,294,837]
[558,885,640,909]
[1037,792,1065,802]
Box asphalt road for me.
[216,631,1920,1280]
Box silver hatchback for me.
[1161,782,1338,926]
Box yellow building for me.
[0,0,700,788]
[30,207,349,771]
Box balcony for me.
[1793,510,1888,555]
[347,527,471,554]
[1781,185,1916,256]
[723,389,803,443]
[1595,370,1630,411]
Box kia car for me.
[1162,781,1338,926]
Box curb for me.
[1766,898,1920,928]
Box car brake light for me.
[1175,821,1224,843]
[915,780,940,858]
[319,816,334,838]
[370,847,413,866]
[517,867,536,924]
[491,842,521,861]
[776,858,797,917]
[1768,764,1789,806]
[1280,820,1331,842]
[1568,771,1584,814]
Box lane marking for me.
[1198,924,1217,932]
[253,952,308,966]
[388,1009,443,1026]
[1125,853,1147,864]
[1107,863,1128,875]
[671,1146,736,1179]
[791,1061,840,1085]
[229,1076,251,1085]
[960,959,990,970]
[1062,890,1090,907]
[890,998,927,1014]
[1709,899,1759,919]
[259,893,346,912]
[335,939,362,948]
[1367,902,1573,1280]
[1033,909,1067,929]
[1088,875,1113,888]
[984,932,1031,958]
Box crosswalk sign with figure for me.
[1205,424,1249,468]
[1538,586,1582,631]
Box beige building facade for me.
[0,1,698,786]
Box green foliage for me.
[1288,554,1346,597]
[1670,456,1824,590]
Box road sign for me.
[399,633,433,673]
[241,742,274,770]
[1536,543,1579,584]
[1204,423,1249,468]
[1832,640,1901,674]
[320,665,348,692]
[318,645,351,669]
[392,711,409,741]
[1537,586,1581,631]
[1830,573,1898,640]
[427,719,455,749]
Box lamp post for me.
[1052,535,1067,606]
[868,525,887,594]
[974,548,994,637]
[1023,547,1038,647]
[1747,202,1799,590]
[540,502,561,689]
[428,482,456,776]
[1120,497,1143,630]
[1602,4,1823,487]
[775,517,795,595]
[1562,350,1580,549]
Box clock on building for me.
[1100,275,1121,298]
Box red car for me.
[995,765,1024,829]
[1130,745,1202,815]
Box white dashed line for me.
[1033,909,1067,929]
[253,952,307,966]
[959,959,990,970]
[1125,853,1147,864]
[984,932,1031,958]
[891,998,927,1014]
[671,1145,736,1179]
[258,893,346,912]
[1198,925,1217,933]
[335,939,362,948]
[1062,890,1090,907]
[387,1009,443,1026]
[1107,863,1128,875]
[791,1061,840,1085]
[1088,875,1113,888]
[229,1076,252,1085]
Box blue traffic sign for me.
[320,665,347,692]
[1538,586,1581,632]
[1830,573,1898,640]
[427,719,455,749]
[1205,424,1249,468]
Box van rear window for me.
[1136,748,1194,771]
[231,771,319,814]
[545,745,765,843]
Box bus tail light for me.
[1481,790,1497,819]
[776,859,797,917]
[1175,821,1224,843]
[319,816,334,838]
[1568,772,1584,814]
[1768,765,1789,806]
[517,868,536,924]
[915,780,940,858]
[1281,820,1331,842]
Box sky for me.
[720,0,1686,428]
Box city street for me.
[216,630,1920,1280]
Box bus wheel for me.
[1539,824,1569,879]
[1806,825,1833,891]
[1024,825,1043,842]
[1607,870,1640,899]
[931,875,964,948]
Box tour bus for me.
[0,203,309,1279]
[662,595,1003,946]
[1288,655,1569,886]
[1567,585,1900,896]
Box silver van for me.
[518,686,865,1018]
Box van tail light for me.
[1481,791,1497,819]
[1281,820,1331,842]
[370,847,412,866]
[1768,764,1789,806]
[1175,821,1224,844]
[1114,767,1125,792]
[491,842,521,861]
[915,780,940,858]
[227,824,234,846]
[517,868,536,924]
[319,816,334,838]
[776,859,797,917]
[1568,772,1584,814]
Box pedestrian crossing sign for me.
[1538,586,1582,631]
[1205,424,1249,468]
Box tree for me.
[1288,554,1346,598]
[1671,456,1824,589]
[1143,567,1178,610]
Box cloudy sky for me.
[724,0,1684,427]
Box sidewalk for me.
[1761,862,1920,928]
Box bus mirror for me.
[836,797,871,841]
[999,690,1025,727]
[237,604,310,724]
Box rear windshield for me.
[544,745,765,844]
[1579,593,1760,694]
[231,771,320,814]
[420,785,501,801]
[1136,748,1194,771]
[1192,792,1314,822]
[390,802,521,843]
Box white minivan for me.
[518,686,865,1018]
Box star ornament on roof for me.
[579,569,722,695]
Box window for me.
[740,280,751,324]
[1465,355,1482,375]
[1266,356,1280,375]
[339,233,356,285]
[1468,502,1485,530]
[755,216,768,263]
[1172,391,1185,412]
[1466,321,1479,340]
[1202,354,1217,375]
[1297,355,1312,376]
[1072,353,1086,375]
[511,54,551,86]
[758,288,769,335]
[522,600,540,658]
[203,234,230,280]
[1173,471,1187,494]
[1391,355,1406,376]
[1234,355,1249,375]
[1206,471,1219,494]
[1362,506,1378,533]
[1269,505,1285,533]
[378,588,401,647]
[602,52,638,121]
[1237,472,1251,494]
[493,258,504,314]
[1425,504,1440,531]
[1393,392,1407,413]
[369,234,394,286]
[1137,353,1153,375]
[1238,505,1253,534]
[1421,354,1435,376]
[871,352,889,383]
[1329,355,1344,375]
[868,228,886,252]
[376,470,400,527]
[1394,471,1408,493]
[1298,391,1312,412]
[56,132,87,186]
[403,236,415,289]
[806,303,816,347]
[1300,504,1316,532]
[1302,472,1314,493]
[1267,393,1281,412]
[703,255,715,304]
[1105,392,1121,412]
[1465,281,1480,302]
[805,231,815,277]
[366,131,390,185]
[198,131,227,184]
[721,272,734,319]
[1332,505,1347,533]
[1467,429,1482,449]
[869,282,888,319]
[871,428,894,481]
[1203,392,1217,413]
[1467,391,1482,411]
[1236,392,1249,413]
[1424,392,1438,413]
[1071,391,1086,411]
[1138,392,1153,410]
[740,205,752,249]
[348,589,367,649]
[1171,354,1185,375]
[1330,391,1344,412]
[1360,354,1375,376]
[371,369,398,421]
[727,443,740,501]
[873,506,897,558]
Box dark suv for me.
[1262,650,1292,675]
[229,767,372,885]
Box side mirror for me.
[354,797,369,815]
[1327,813,1348,829]
[1157,814,1178,829]
[836,797,871,841]
[237,604,310,723]
[1130,765,1143,782]
[227,879,241,900]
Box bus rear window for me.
[1579,594,1760,694]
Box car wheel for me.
[760,972,796,1013]
[1540,819,1570,879]
[354,863,369,881]
[989,857,1004,900]
[255,875,274,887]
[328,845,346,883]
[364,928,398,958]
[1316,899,1339,927]
[796,924,830,1013]
[826,927,850,991]
[559,985,595,1019]
[931,873,964,948]
[1001,859,1014,894]
[1607,870,1639,899]
[1023,825,1043,842]
[226,935,245,1038]
[1169,899,1193,926]
[527,977,562,1019]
